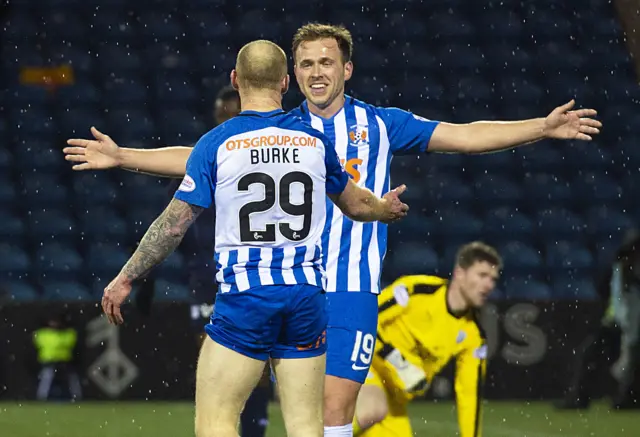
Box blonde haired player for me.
[353,242,502,437]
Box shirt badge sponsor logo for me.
[348,124,369,147]
[393,285,410,307]
[474,344,488,359]
[178,174,196,192]
[456,330,467,344]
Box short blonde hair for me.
[236,40,287,90]
[292,23,353,64]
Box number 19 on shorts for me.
[350,330,375,371]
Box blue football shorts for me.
[325,291,379,384]
[205,283,328,361]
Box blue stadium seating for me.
[33,242,83,281]
[2,281,39,301]
[42,280,91,301]
[153,279,193,302]
[0,244,31,281]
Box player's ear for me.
[344,61,354,82]
[281,74,290,96]
[230,70,240,91]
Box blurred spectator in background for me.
[556,229,640,410]
[32,313,82,401]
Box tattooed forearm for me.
[120,199,204,282]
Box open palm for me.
[64,127,121,170]
[543,100,602,141]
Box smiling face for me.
[294,38,353,113]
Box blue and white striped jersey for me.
[174,109,349,293]
[291,96,440,294]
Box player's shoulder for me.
[395,274,448,293]
[280,110,332,146]
[354,98,436,128]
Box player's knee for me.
[195,418,236,437]
[324,389,359,426]
[356,400,388,429]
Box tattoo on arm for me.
[121,199,204,282]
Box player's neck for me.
[446,282,469,316]
[240,91,283,113]
[307,93,346,119]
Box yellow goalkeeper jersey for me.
[373,275,487,437]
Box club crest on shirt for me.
[348,124,369,147]
[456,330,467,344]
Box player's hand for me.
[64,126,122,170]
[543,100,602,141]
[380,184,409,224]
[102,275,132,325]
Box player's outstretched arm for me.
[428,100,602,154]
[64,127,191,178]
[101,198,203,324]
[328,180,409,224]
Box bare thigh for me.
[195,337,266,437]
[272,354,326,437]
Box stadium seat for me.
[155,251,187,282]
[86,243,131,278]
[535,208,585,239]
[55,82,102,108]
[42,10,86,41]
[48,46,93,76]
[551,276,598,301]
[22,176,69,207]
[78,207,128,241]
[0,211,25,244]
[433,209,484,245]
[88,11,137,42]
[2,281,39,301]
[386,243,439,278]
[102,78,149,107]
[71,172,119,207]
[27,209,77,244]
[152,279,193,302]
[106,109,156,141]
[544,241,594,273]
[0,176,17,210]
[57,109,106,136]
[9,108,56,138]
[96,46,144,75]
[504,277,552,300]
[14,142,66,174]
[0,244,31,280]
[473,175,523,208]
[34,243,83,281]
[153,75,199,105]
[389,214,437,245]
[585,206,634,241]
[497,241,543,276]
[522,173,572,208]
[483,207,535,244]
[0,148,12,174]
[478,10,524,40]
[137,11,186,43]
[570,172,623,208]
[42,281,91,301]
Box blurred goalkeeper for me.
[353,242,501,437]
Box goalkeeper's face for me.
[459,261,499,308]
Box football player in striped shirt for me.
[65,25,601,437]
[99,40,408,437]
[353,242,501,437]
